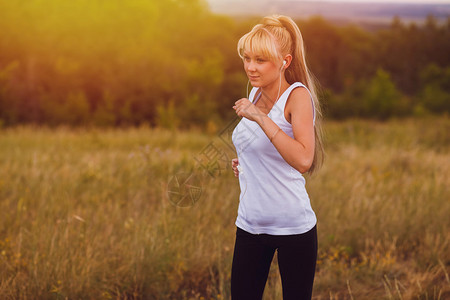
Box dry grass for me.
[0,117,449,299]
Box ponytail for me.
[237,15,324,174]
[262,15,324,174]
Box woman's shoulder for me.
[287,82,311,102]
[286,83,314,118]
[287,88,311,109]
[290,81,308,90]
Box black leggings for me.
[231,225,317,300]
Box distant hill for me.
[207,0,450,26]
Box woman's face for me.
[243,50,282,88]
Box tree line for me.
[0,0,448,128]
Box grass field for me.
[0,117,449,299]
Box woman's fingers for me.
[231,158,239,166]
[231,158,239,177]
[233,98,253,118]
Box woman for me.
[231,15,324,300]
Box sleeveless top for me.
[231,82,317,235]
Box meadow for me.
[0,117,448,299]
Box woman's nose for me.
[246,61,256,72]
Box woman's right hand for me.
[231,158,239,177]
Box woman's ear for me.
[284,54,293,69]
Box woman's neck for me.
[259,78,290,105]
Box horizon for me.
[313,0,450,3]
[208,0,450,3]
[207,0,450,22]
[309,0,450,3]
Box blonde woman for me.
[231,15,324,300]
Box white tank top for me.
[232,82,317,235]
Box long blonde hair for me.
[237,15,324,174]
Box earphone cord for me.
[246,79,250,100]
[277,65,282,102]
[239,62,284,201]
[247,62,284,104]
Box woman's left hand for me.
[233,98,265,123]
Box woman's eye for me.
[256,58,265,63]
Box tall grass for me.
[0,117,448,299]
